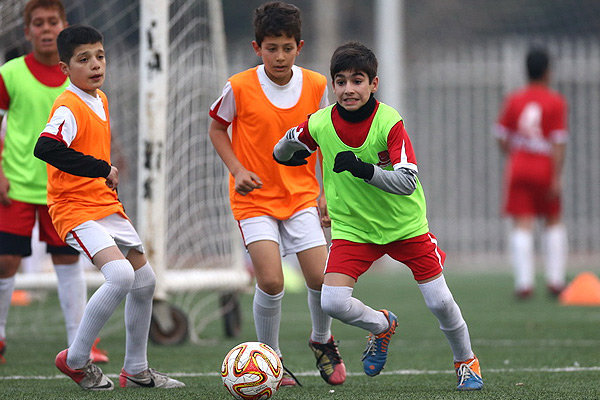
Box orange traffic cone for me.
[10,289,32,306]
[559,272,600,306]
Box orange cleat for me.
[90,338,109,363]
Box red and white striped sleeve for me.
[40,106,78,147]
[387,120,418,172]
[209,81,236,127]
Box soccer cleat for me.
[455,355,483,391]
[515,288,533,300]
[119,368,185,388]
[90,338,109,363]
[55,349,114,390]
[547,284,564,298]
[279,359,302,387]
[362,309,398,377]
[0,339,5,364]
[308,336,346,385]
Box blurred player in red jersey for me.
[494,47,568,299]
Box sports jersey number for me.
[517,102,543,139]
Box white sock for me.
[67,259,135,369]
[307,286,332,343]
[543,225,567,288]
[321,284,388,334]
[123,263,156,374]
[510,228,534,291]
[253,285,284,356]
[0,276,16,339]
[54,262,87,346]
[418,275,474,362]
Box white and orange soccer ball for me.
[221,341,283,400]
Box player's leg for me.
[510,216,535,298]
[57,220,135,390]
[80,214,182,388]
[38,205,85,346]
[0,253,20,364]
[240,215,303,384]
[280,207,345,385]
[504,157,538,298]
[320,240,395,377]
[240,216,284,354]
[393,233,482,390]
[542,209,567,296]
[0,200,36,362]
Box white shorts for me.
[238,207,326,256]
[65,213,144,261]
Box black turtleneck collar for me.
[335,94,377,123]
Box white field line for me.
[2,366,600,381]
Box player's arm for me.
[208,119,262,196]
[209,83,262,196]
[33,105,112,180]
[333,121,417,195]
[34,137,112,178]
[273,121,316,166]
[333,151,416,195]
[549,98,568,197]
[0,74,10,205]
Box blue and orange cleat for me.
[361,310,398,376]
[455,355,483,391]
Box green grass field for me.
[1,267,599,399]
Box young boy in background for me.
[34,25,184,391]
[208,1,345,386]
[0,0,106,364]
[274,41,484,391]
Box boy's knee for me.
[103,259,136,291]
[320,285,350,318]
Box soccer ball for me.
[221,341,283,400]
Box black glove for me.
[273,149,311,166]
[333,151,374,180]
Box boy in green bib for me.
[274,41,483,391]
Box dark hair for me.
[24,0,66,26]
[253,1,301,46]
[57,25,103,63]
[526,47,550,81]
[330,41,378,82]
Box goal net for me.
[0,0,248,342]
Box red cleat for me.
[55,349,114,390]
[309,336,346,385]
[0,338,6,364]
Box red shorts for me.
[326,232,445,281]
[0,199,68,248]
[503,152,560,217]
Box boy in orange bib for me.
[34,25,184,391]
[208,1,345,386]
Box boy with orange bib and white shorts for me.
[209,1,345,386]
[34,25,184,391]
[0,0,106,364]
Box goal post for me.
[138,0,169,300]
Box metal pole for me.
[375,0,405,112]
[138,0,169,299]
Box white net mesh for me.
[1,0,244,289]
